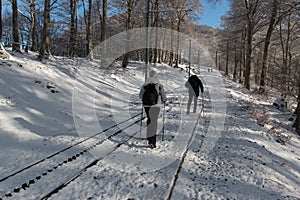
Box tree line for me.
[214,0,299,133]
[0,0,204,63]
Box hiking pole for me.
[200,93,204,117]
[140,104,143,140]
[162,102,166,141]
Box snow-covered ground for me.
[0,52,299,200]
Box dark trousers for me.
[144,106,160,145]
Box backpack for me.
[142,83,159,106]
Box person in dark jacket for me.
[185,75,204,114]
[139,70,167,148]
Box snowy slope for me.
[0,52,299,200]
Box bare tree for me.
[294,71,300,134]
[39,0,51,60]
[259,0,279,93]
[86,0,92,57]
[259,0,297,94]
[218,0,247,83]
[30,0,38,51]
[20,0,38,53]
[68,0,78,57]
[101,0,107,42]
[277,5,298,94]
[161,0,202,67]
[121,0,134,68]
[0,0,7,59]
[12,0,21,52]
[244,0,261,90]
[81,0,93,57]
[219,0,269,90]
[173,0,201,67]
[151,0,160,63]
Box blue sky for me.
[199,0,230,28]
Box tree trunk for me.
[39,0,51,60]
[169,22,174,66]
[215,50,218,70]
[25,0,36,53]
[86,0,92,57]
[279,14,292,94]
[239,31,246,84]
[12,0,21,52]
[153,0,159,63]
[225,42,229,75]
[30,0,38,51]
[69,0,78,57]
[244,0,260,90]
[245,22,253,90]
[294,78,300,134]
[175,20,181,68]
[122,0,133,68]
[259,0,278,94]
[233,48,238,81]
[101,0,107,42]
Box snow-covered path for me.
[48,72,300,200]
[172,78,300,200]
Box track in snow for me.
[0,112,143,199]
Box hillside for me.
[0,52,299,199]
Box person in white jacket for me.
[139,70,167,148]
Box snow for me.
[0,51,299,200]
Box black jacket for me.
[185,75,204,97]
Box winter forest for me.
[0,0,299,131]
[0,0,300,199]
